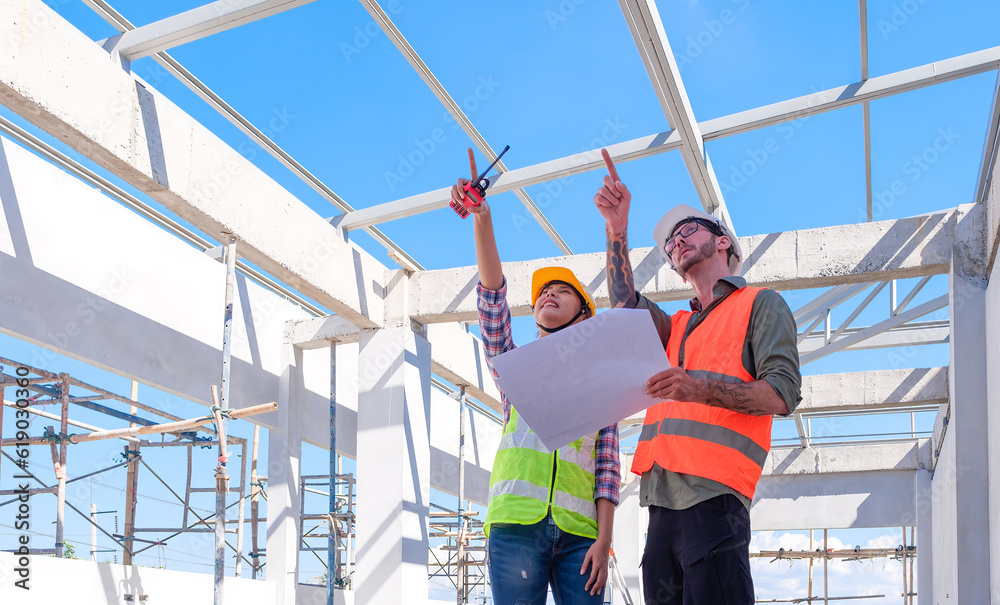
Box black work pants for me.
[641,495,754,605]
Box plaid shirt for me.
[477,279,621,505]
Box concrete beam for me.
[284,316,360,350]
[763,440,932,476]
[409,211,956,323]
[752,470,917,531]
[424,323,502,414]
[103,0,318,61]
[285,317,502,412]
[0,0,386,328]
[797,367,948,415]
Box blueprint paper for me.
[490,308,670,451]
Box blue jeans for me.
[487,513,604,605]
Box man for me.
[593,150,801,604]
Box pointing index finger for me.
[468,148,478,183]
[601,148,620,183]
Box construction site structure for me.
[1,1,1000,604]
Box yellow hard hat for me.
[530,267,595,315]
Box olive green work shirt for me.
[633,276,803,512]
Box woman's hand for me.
[581,537,610,595]
[452,148,490,216]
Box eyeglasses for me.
[664,220,705,257]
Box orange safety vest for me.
[631,286,772,499]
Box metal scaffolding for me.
[751,527,918,604]
[298,472,357,589]
[0,355,274,578]
[428,503,488,604]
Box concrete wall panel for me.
[751,471,916,531]
[0,552,275,604]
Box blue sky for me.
[2,0,999,602]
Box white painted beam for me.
[333,132,683,231]
[797,367,948,414]
[798,320,949,354]
[335,47,1000,230]
[799,294,949,365]
[0,0,386,327]
[618,0,731,227]
[103,0,318,61]
[763,440,932,476]
[792,283,872,326]
[701,46,1000,141]
[408,211,957,323]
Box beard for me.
[676,240,717,276]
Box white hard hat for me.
[652,204,743,276]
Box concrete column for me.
[355,326,432,604]
[266,344,304,605]
[988,255,1000,605]
[932,270,990,604]
[915,469,933,604]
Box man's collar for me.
[689,275,748,312]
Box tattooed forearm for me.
[707,382,757,414]
[705,380,786,416]
[606,226,636,308]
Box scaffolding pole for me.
[123,380,140,565]
[328,342,337,604]
[53,374,70,557]
[457,386,467,605]
[213,231,238,605]
[250,424,262,579]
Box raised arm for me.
[594,149,634,307]
[453,148,502,289]
[594,149,672,347]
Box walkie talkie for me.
[450,145,510,218]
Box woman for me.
[452,149,621,605]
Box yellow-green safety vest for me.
[484,406,598,539]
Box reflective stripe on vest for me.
[485,407,598,539]
[631,286,773,499]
